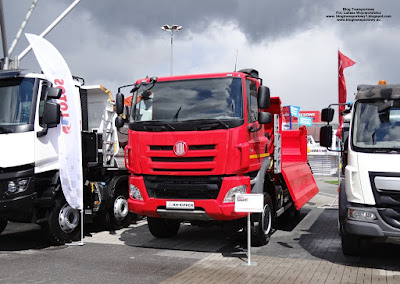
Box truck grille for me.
[370,172,400,229]
[150,145,215,151]
[379,208,400,229]
[143,175,222,199]
[148,144,217,173]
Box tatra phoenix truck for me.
[0,70,132,245]
[320,82,400,255]
[115,69,318,245]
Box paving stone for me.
[161,187,400,284]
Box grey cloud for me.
[77,0,400,44]
[78,0,333,42]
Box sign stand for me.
[245,212,257,266]
[235,193,263,267]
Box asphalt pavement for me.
[1,175,400,284]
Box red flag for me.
[337,50,355,138]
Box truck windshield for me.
[353,99,400,152]
[131,77,243,130]
[0,77,35,130]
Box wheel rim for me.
[261,203,272,235]
[114,195,129,220]
[58,204,79,233]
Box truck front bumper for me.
[0,193,36,220]
[128,198,247,221]
[344,204,400,239]
[127,174,250,221]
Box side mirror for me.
[257,86,270,109]
[321,108,334,122]
[43,102,60,125]
[258,111,272,124]
[115,116,124,128]
[320,125,333,148]
[37,102,61,137]
[47,87,62,99]
[116,93,124,115]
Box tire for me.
[0,218,7,234]
[282,204,300,221]
[111,194,132,229]
[341,233,361,256]
[338,219,343,236]
[46,195,80,245]
[251,193,273,247]
[147,217,180,238]
[338,182,347,236]
[96,186,133,230]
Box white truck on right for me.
[320,82,400,255]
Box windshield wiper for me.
[0,125,13,134]
[371,148,400,154]
[139,120,176,131]
[173,106,182,122]
[196,119,230,130]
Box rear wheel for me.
[0,218,7,234]
[111,194,131,228]
[282,204,300,220]
[252,193,273,246]
[96,186,133,230]
[46,195,80,245]
[147,217,180,238]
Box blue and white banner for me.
[299,116,313,127]
[290,106,300,117]
[26,33,83,210]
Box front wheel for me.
[147,217,180,238]
[251,193,273,246]
[46,195,80,245]
[341,233,361,256]
[0,218,7,234]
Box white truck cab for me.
[320,83,400,255]
[0,70,131,245]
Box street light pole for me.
[161,24,183,76]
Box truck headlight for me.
[348,208,377,221]
[223,185,247,203]
[7,178,29,195]
[129,184,143,200]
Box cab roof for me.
[356,84,400,100]
[134,70,259,85]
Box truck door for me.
[246,79,268,168]
[34,81,60,174]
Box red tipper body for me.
[125,71,318,221]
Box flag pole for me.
[338,48,340,183]
[66,209,84,246]
[79,209,84,245]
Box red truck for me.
[115,69,318,245]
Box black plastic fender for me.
[251,157,272,194]
[107,175,129,199]
[35,171,61,207]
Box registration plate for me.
[166,201,195,210]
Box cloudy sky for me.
[2,0,400,112]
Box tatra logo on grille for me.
[173,141,188,156]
